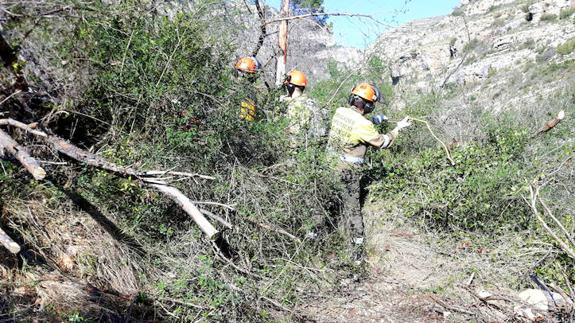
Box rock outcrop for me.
[368,0,575,112]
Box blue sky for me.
[265,0,460,48]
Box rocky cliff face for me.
[368,0,575,112]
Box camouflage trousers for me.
[339,167,365,244]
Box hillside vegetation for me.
[1,0,574,322]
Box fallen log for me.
[0,129,46,180]
[0,226,21,254]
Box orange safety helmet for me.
[235,56,260,74]
[349,83,381,113]
[351,83,380,103]
[286,70,308,87]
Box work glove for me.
[371,114,388,125]
[396,116,412,131]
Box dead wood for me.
[534,110,565,137]
[0,129,46,180]
[150,184,218,239]
[0,226,21,254]
[0,118,221,239]
[0,118,48,137]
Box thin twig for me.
[411,117,456,166]
[429,295,475,315]
[540,198,575,248]
[527,184,575,260]
[199,208,233,230]
[251,0,266,57]
[0,90,22,107]
[191,201,235,211]
[323,73,354,109]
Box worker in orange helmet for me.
[280,70,326,147]
[327,82,411,262]
[234,56,261,122]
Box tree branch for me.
[0,129,46,180]
[0,226,21,254]
[251,0,267,57]
[151,184,219,239]
[264,12,372,25]
[0,118,221,239]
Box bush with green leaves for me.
[557,37,575,56]
[363,85,575,288]
[560,7,575,20]
[540,13,558,22]
[1,1,352,321]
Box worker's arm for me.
[362,117,412,149]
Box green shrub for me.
[557,37,575,55]
[488,5,502,13]
[560,7,575,19]
[540,13,558,21]
[3,1,354,321]
[369,116,532,233]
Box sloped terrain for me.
[370,0,575,112]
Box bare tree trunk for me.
[275,0,290,86]
[0,226,21,254]
[0,129,46,180]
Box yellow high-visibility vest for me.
[327,107,387,162]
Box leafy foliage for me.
[1,1,350,321]
[557,37,575,56]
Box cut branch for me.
[0,226,21,254]
[0,118,48,137]
[411,117,456,166]
[151,184,218,239]
[534,110,565,137]
[0,119,220,239]
[528,184,575,260]
[0,129,46,180]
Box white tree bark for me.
[0,226,21,254]
[275,0,290,86]
[0,129,46,180]
[151,184,219,239]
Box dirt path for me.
[301,212,450,322]
[299,203,533,322]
